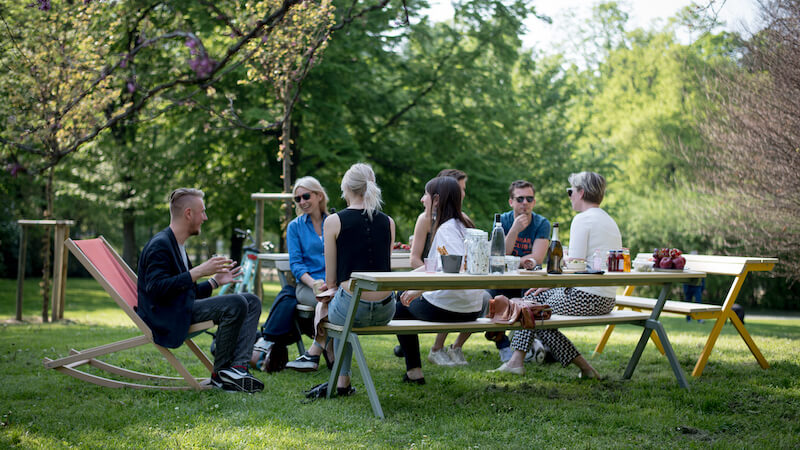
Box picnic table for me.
[256,252,413,287]
[324,269,706,419]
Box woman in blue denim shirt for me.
[284,176,332,372]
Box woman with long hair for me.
[323,163,396,395]
[395,176,486,384]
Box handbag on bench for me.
[488,295,552,329]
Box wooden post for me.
[51,223,68,321]
[15,225,27,321]
[15,220,75,322]
[250,193,293,299]
[58,224,70,319]
[253,198,264,299]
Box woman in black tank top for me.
[320,163,396,395]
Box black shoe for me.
[217,366,264,393]
[402,373,426,385]
[393,345,404,358]
[304,382,329,399]
[337,385,356,396]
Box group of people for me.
[135,162,621,394]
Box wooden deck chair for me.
[43,236,215,390]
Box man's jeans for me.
[192,293,261,373]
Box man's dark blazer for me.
[136,227,213,348]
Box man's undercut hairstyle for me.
[508,180,535,198]
[437,168,467,182]
[169,188,204,219]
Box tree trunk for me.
[122,208,138,269]
[40,167,55,323]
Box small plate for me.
[653,268,685,272]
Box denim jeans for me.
[192,293,261,373]
[328,288,395,376]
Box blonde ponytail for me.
[341,163,383,219]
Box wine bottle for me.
[546,223,563,274]
[489,213,505,274]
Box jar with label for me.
[464,228,489,275]
[622,248,631,272]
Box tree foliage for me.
[697,0,800,281]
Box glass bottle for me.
[489,214,505,274]
[546,223,563,274]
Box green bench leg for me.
[623,283,690,389]
[348,332,385,419]
[650,320,690,389]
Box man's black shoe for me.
[217,366,264,393]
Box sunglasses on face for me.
[514,196,534,203]
[566,188,574,197]
[294,192,312,203]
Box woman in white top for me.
[396,176,486,384]
[492,171,621,379]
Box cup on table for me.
[424,257,437,273]
[504,255,520,274]
[440,254,463,274]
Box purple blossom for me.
[189,56,216,78]
[6,163,25,177]
[27,0,50,10]
[127,81,136,93]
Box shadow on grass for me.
[2,278,800,447]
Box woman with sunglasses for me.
[283,176,332,372]
[323,163,396,395]
[491,171,621,379]
[395,176,487,384]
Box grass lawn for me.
[2,278,799,448]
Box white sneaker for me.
[487,362,525,375]
[427,348,455,366]
[446,345,468,366]
[498,346,513,363]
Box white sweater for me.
[422,219,485,313]
[567,207,622,299]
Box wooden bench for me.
[323,270,705,419]
[593,253,778,377]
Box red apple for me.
[672,256,686,270]
[660,257,674,269]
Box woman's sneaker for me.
[214,366,264,393]
[285,352,320,372]
[427,348,454,366]
[446,345,468,366]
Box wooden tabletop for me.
[257,252,412,269]
[348,269,706,291]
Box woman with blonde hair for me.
[321,163,396,396]
[283,176,333,372]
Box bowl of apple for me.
[651,248,686,271]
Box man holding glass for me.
[137,188,263,393]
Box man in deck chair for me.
[137,188,264,393]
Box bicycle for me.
[219,228,262,295]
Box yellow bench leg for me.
[593,286,637,356]
[692,269,763,377]
[728,310,770,369]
